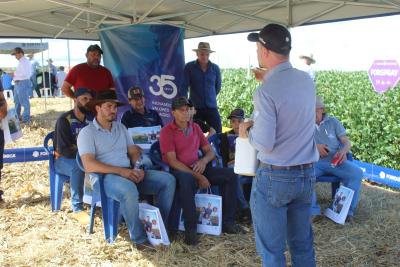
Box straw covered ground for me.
[0,98,399,267]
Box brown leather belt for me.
[259,162,313,170]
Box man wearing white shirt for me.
[12,47,32,123]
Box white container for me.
[234,137,258,176]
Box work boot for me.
[184,230,198,246]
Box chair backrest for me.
[207,134,223,167]
[149,141,169,171]
[43,131,54,154]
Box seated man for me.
[160,96,243,246]
[313,96,363,222]
[121,86,163,169]
[219,108,252,221]
[77,90,175,247]
[54,88,93,223]
[188,100,216,138]
[121,86,163,128]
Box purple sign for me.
[368,60,400,93]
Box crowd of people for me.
[0,23,364,267]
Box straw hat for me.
[192,42,214,53]
[299,53,316,64]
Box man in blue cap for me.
[242,24,318,267]
[54,88,94,223]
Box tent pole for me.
[67,39,72,109]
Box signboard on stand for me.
[368,60,400,93]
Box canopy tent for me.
[0,42,48,54]
[0,0,399,40]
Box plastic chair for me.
[76,153,120,243]
[43,131,70,212]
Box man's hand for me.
[317,144,330,158]
[252,67,268,81]
[194,173,210,189]
[119,168,144,183]
[336,150,347,164]
[192,158,207,174]
[239,120,253,138]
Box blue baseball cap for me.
[74,88,95,98]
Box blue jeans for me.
[312,160,363,216]
[14,79,31,122]
[237,175,252,209]
[103,170,175,244]
[55,156,85,212]
[251,164,316,267]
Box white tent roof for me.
[0,41,48,54]
[0,0,399,40]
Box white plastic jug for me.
[234,137,258,176]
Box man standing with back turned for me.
[241,24,319,267]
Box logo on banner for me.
[368,60,400,93]
[149,75,178,99]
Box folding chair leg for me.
[103,198,120,243]
[89,202,97,234]
[51,174,65,211]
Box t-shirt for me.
[54,110,90,159]
[315,114,347,161]
[160,121,208,167]
[121,108,163,128]
[77,119,133,168]
[65,63,114,94]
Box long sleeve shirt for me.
[248,61,319,166]
[14,56,32,81]
[181,60,221,109]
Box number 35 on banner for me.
[149,75,178,99]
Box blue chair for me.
[43,131,70,212]
[76,154,120,243]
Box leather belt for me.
[259,162,313,170]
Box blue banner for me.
[99,24,185,124]
[354,160,400,188]
[3,147,49,163]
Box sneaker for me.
[222,223,246,234]
[184,230,198,246]
[345,215,355,224]
[71,210,90,225]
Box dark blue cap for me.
[74,88,95,98]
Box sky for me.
[1,14,399,72]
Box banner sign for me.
[368,60,400,93]
[354,160,400,188]
[99,24,185,124]
[3,147,49,163]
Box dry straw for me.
[0,98,399,266]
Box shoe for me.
[237,208,252,223]
[0,190,4,203]
[184,230,198,246]
[345,215,355,224]
[168,229,178,242]
[222,223,246,234]
[135,241,154,251]
[71,210,90,225]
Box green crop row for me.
[217,69,400,170]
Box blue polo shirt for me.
[77,119,134,168]
[315,114,346,161]
[181,60,221,109]
[120,107,163,128]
